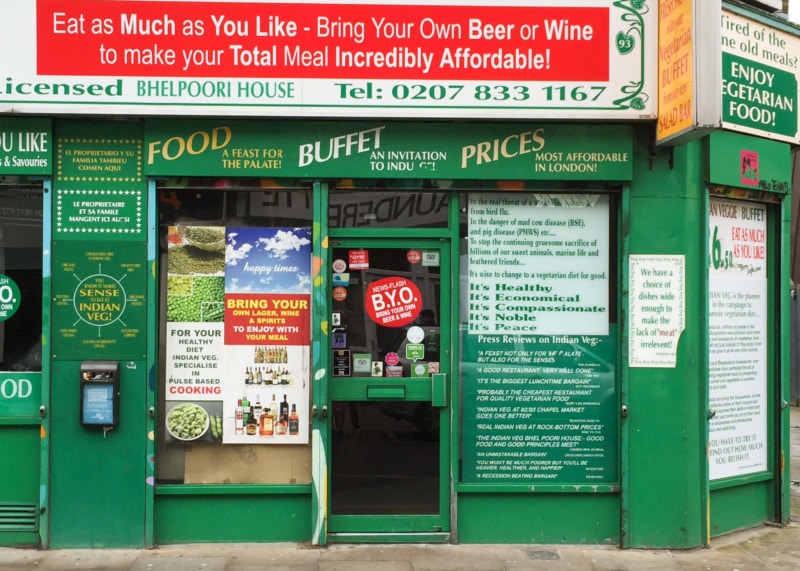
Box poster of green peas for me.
[164,226,312,446]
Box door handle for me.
[432,373,447,407]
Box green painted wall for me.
[623,128,707,548]
[457,493,619,544]
[710,484,770,537]
[154,494,311,543]
[49,361,147,547]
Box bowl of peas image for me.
[166,403,210,442]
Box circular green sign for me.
[0,274,21,322]
[73,274,127,327]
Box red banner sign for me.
[36,1,609,81]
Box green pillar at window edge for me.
[779,193,791,526]
[622,127,707,549]
[310,181,330,546]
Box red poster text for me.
[225,293,310,345]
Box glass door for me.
[327,238,450,538]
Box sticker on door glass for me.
[332,286,347,301]
[349,250,369,270]
[407,250,421,264]
[406,325,425,344]
[353,353,371,373]
[332,272,350,287]
[422,251,440,267]
[332,259,347,273]
[0,274,21,322]
[365,276,422,328]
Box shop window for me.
[156,180,313,485]
[0,183,43,372]
[457,192,619,484]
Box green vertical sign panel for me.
[51,241,147,360]
[55,121,145,241]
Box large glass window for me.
[0,183,43,372]
[458,192,619,484]
[156,179,313,485]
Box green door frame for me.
[324,236,451,541]
[309,182,458,543]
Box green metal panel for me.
[0,382,41,543]
[457,493,619,544]
[710,483,770,537]
[0,426,40,547]
[49,361,147,548]
[154,493,311,543]
[623,130,708,548]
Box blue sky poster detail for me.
[225,227,312,294]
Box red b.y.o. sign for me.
[365,276,422,328]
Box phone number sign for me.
[0,0,655,119]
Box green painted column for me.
[622,128,707,548]
[48,120,150,548]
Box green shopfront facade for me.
[0,0,795,551]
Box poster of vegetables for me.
[164,226,312,445]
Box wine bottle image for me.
[270,394,278,425]
[289,404,299,435]
[280,394,289,423]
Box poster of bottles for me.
[461,194,617,483]
[164,225,312,445]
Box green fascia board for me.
[144,119,633,181]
